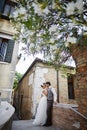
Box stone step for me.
[12,120,60,130]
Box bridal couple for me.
[33,82,57,127]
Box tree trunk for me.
[70,45,87,117]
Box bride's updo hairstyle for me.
[41,83,46,88]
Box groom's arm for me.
[51,87,57,104]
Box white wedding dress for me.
[33,90,47,126]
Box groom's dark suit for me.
[44,87,54,126]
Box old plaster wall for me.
[58,68,77,104]
[0,19,19,102]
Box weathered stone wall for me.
[53,104,87,130]
[71,45,87,117]
[18,75,32,120]
[0,19,14,35]
[0,42,19,102]
[58,69,76,104]
[0,18,19,102]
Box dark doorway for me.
[68,74,75,99]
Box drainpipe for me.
[18,84,20,119]
[57,70,59,102]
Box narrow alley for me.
[12,120,60,130]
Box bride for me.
[33,83,47,126]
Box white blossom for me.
[27,37,30,43]
[19,7,27,15]
[32,3,43,16]
[69,22,75,28]
[29,31,34,36]
[52,0,56,9]
[32,2,50,16]
[29,43,35,49]
[50,45,57,50]
[67,36,77,44]
[49,25,58,34]
[36,45,41,51]
[50,38,55,43]
[13,6,27,21]
[13,10,18,18]
[66,2,75,16]
[75,0,83,14]
[66,0,83,16]
[65,42,69,47]
[37,32,41,37]
[43,7,50,15]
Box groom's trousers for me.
[45,100,53,126]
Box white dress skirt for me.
[33,95,47,126]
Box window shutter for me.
[0,0,6,13]
[5,39,14,63]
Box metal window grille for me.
[0,38,8,61]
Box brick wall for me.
[70,45,87,117]
[53,104,87,130]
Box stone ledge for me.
[0,62,9,65]
[53,103,78,109]
[0,101,15,130]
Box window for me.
[0,37,14,63]
[0,0,16,19]
[0,38,8,61]
[3,0,15,17]
[67,74,75,99]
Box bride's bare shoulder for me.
[42,89,48,96]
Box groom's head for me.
[46,82,51,87]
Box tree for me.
[11,0,87,66]
[13,72,22,90]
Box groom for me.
[43,82,57,126]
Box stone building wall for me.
[0,18,19,102]
[58,68,76,104]
[18,76,30,119]
[17,67,35,119]
[0,19,14,35]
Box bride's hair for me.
[41,83,46,88]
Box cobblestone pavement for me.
[12,120,60,130]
